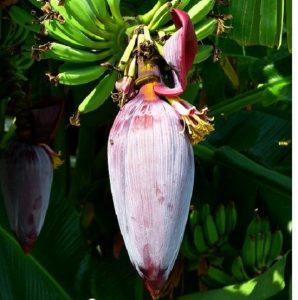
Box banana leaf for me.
[0,186,87,300]
[179,253,288,300]
[229,0,284,48]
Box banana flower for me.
[108,9,213,298]
[0,99,63,253]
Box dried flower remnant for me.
[168,98,214,144]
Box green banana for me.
[4,24,28,47]
[189,209,200,231]
[207,266,235,286]
[41,19,83,48]
[195,17,217,40]
[261,231,272,266]
[137,0,166,24]
[187,0,215,26]
[1,19,16,47]
[199,203,210,224]
[180,234,198,260]
[148,0,190,31]
[194,44,213,64]
[14,52,34,71]
[87,0,117,28]
[242,235,257,273]
[159,24,175,33]
[106,0,125,26]
[266,230,283,266]
[53,63,106,85]
[34,42,113,62]
[54,0,114,38]
[78,70,117,113]
[148,1,171,31]
[8,5,40,33]
[231,256,250,282]
[193,224,208,253]
[255,233,265,269]
[203,214,219,246]
[47,0,111,41]
[225,202,237,234]
[42,19,113,49]
[246,214,262,237]
[17,58,34,71]
[214,204,226,237]
[175,0,191,10]
[260,217,271,233]
[14,27,30,46]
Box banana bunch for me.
[0,5,37,81]
[29,0,232,120]
[29,0,129,119]
[180,202,237,260]
[231,215,284,282]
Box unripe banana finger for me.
[33,42,113,63]
[266,230,283,266]
[261,231,272,266]
[214,204,226,237]
[9,5,40,33]
[200,203,210,224]
[53,63,106,85]
[195,18,217,40]
[187,0,215,26]
[189,209,200,231]
[207,266,235,286]
[225,202,237,234]
[203,214,219,246]
[246,214,262,237]
[87,0,118,29]
[242,235,258,274]
[48,0,109,41]
[180,234,199,260]
[106,0,126,26]
[78,71,117,114]
[137,0,165,24]
[148,1,172,31]
[193,224,208,253]
[231,256,250,282]
[255,233,265,269]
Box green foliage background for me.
[0,0,292,299]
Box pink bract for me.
[154,9,198,97]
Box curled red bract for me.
[154,9,198,97]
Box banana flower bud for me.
[108,9,213,298]
[108,79,194,298]
[0,99,63,253]
[0,143,54,253]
